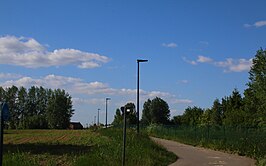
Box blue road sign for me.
[1,103,9,121]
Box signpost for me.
[0,102,9,166]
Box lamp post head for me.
[137,59,148,63]
[106,97,111,101]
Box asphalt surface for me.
[151,137,256,166]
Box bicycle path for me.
[151,137,256,166]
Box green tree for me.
[124,103,137,125]
[46,89,74,129]
[25,86,37,116]
[112,108,123,126]
[210,99,222,125]
[244,48,266,127]
[221,96,230,125]
[5,86,19,129]
[0,86,5,101]
[142,97,170,125]
[182,106,203,126]
[112,103,137,126]
[171,115,182,125]
[222,89,245,126]
[24,86,39,128]
[243,88,258,126]
[200,108,212,126]
[17,87,27,129]
[141,99,152,125]
[36,86,48,128]
[0,86,74,129]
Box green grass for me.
[3,129,176,166]
[74,128,176,166]
[147,125,266,165]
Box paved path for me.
[151,137,256,166]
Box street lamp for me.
[97,108,100,126]
[105,98,111,128]
[122,106,131,166]
[137,59,148,134]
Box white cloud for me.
[182,57,197,65]
[183,55,212,65]
[72,98,105,105]
[0,74,192,109]
[183,55,252,73]
[119,88,136,95]
[0,74,112,95]
[244,24,252,28]
[0,36,110,68]
[146,91,173,98]
[162,42,177,48]
[254,21,266,27]
[197,55,213,63]
[172,99,193,104]
[178,80,189,84]
[215,58,252,72]
[0,73,23,79]
[244,20,266,28]
[0,74,173,97]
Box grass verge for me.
[3,129,176,166]
[147,125,266,166]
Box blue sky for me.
[0,0,266,126]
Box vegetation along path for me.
[151,137,256,166]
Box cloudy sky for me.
[0,1,266,126]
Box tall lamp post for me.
[105,98,111,128]
[97,108,100,126]
[137,59,148,134]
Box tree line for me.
[0,86,74,129]
[174,49,266,128]
[112,97,171,126]
[113,49,266,128]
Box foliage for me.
[46,89,74,129]
[171,115,182,125]
[181,106,203,126]
[0,86,74,129]
[112,108,123,125]
[124,102,137,125]
[222,89,245,126]
[245,48,266,127]
[210,99,222,125]
[141,99,152,125]
[141,97,170,125]
[112,102,137,126]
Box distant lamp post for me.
[105,98,111,128]
[97,108,100,126]
[137,59,148,134]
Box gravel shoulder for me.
[151,137,256,166]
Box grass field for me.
[3,128,176,166]
[147,125,266,165]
